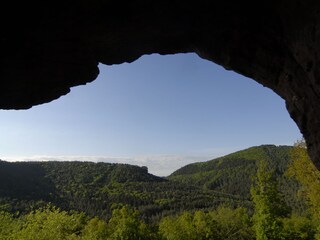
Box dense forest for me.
[0,160,246,223]
[1,142,320,239]
[169,145,305,213]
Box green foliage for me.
[251,160,289,240]
[286,139,320,239]
[0,145,304,222]
[0,205,156,240]
[0,211,21,240]
[192,210,215,239]
[170,145,290,177]
[81,217,109,240]
[159,211,200,240]
[281,214,317,240]
[1,203,317,240]
[107,205,155,240]
[14,205,87,240]
[0,160,253,222]
[159,206,253,240]
[169,145,304,214]
[208,206,254,240]
[286,139,320,216]
[1,144,320,239]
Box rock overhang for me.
[1,0,320,168]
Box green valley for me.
[1,143,319,239]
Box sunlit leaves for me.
[286,139,320,216]
[159,206,253,240]
[251,160,289,240]
[107,206,154,240]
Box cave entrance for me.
[0,53,301,176]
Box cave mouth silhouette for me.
[0,1,319,168]
[0,53,301,176]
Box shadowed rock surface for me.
[1,1,320,167]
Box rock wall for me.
[1,1,320,167]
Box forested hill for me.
[168,145,304,212]
[0,145,306,223]
[0,161,165,218]
[0,160,165,199]
[0,160,246,222]
[170,145,293,176]
[1,144,318,239]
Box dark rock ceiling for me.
[1,1,320,168]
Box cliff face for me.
[1,1,320,167]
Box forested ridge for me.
[169,145,305,213]
[1,143,320,239]
[0,160,245,222]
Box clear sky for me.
[0,53,301,176]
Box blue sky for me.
[0,53,301,176]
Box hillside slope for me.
[0,160,243,222]
[169,145,304,212]
[0,145,306,222]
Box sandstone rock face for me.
[1,1,320,167]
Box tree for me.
[107,205,155,240]
[193,210,215,239]
[281,214,316,240]
[14,205,87,240]
[209,206,254,240]
[0,211,21,240]
[251,160,289,240]
[81,217,109,240]
[286,139,320,216]
[286,139,320,239]
[159,207,253,240]
[159,211,204,240]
